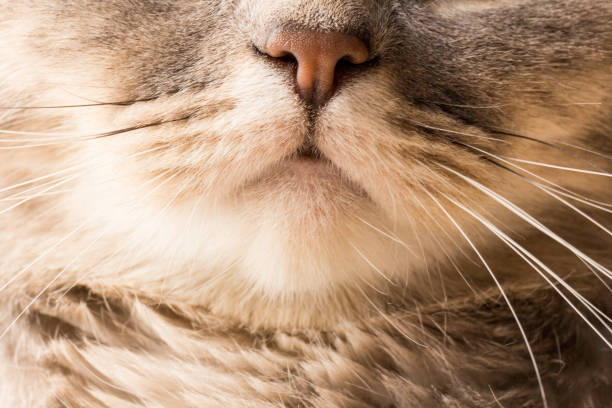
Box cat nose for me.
[263,30,369,107]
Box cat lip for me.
[294,119,325,160]
[295,141,324,159]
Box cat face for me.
[0,1,610,323]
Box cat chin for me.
[224,163,399,293]
[203,171,416,294]
[77,164,424,300]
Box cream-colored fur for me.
[1,0,611,406]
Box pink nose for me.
[264,30,369,107]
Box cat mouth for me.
[292,111,330,161]
[240,116,369,200]
[295,140,324,160]
[285,139,369,197]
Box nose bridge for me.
[264,30,370,107]
[236,0,382,52]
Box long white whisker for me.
[463,143,612,210]
[0,118,186,141]
[495,227,612,332]
[463,145,612,235]
[0,140,97,150]
[440,193,612,346]
[353,215,419,258]
[0,224,110,340]
[435,161,612,325]
[435,101,602,109]
[0,173,78,202]
[0,143,174,194]
[555,141,612,161]
[0,174,79,216]
[420,162,518,253]
[409,186,476,293]
[439,165,612,280]
[350,242,396,285]
[405,118,509,142]
[0,219,90,293]
[532,183,612,237]
[0,190,72,202]
[579,258,612,294]
[492,126,612,162]
[422,188,549,408]
[0,129,96,137]
[537,185,612,213]
[503,157,612,177]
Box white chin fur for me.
[233,158,413,294]
[86,155,420,299]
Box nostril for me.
[261,30,370,107]
[254,45,296,64]
[254,45,298,76]
[343,54,366,65]
[276,53,298,65]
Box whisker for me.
[431,159,612,330]
[0,116,190,148]
[461,142,612,210]
[0,174,79,216]
[353,215,419,258]
[534,183,612,237]
[580,258,612,294]
[433,101,602,109]
[410,191,477,294]
[0,173,78,202]
[490,127,612,165]
[0,147,181,215]
[554,141,612,161]
[0,141,186,195]
[457,144,612,237]
[0,190,71,202]
[0,164,89,194]
[418,163,517,257]
[0,97,155,110]
[0,223,109,340]
[350,242,396,285]
[422,187,549,408]
[438,164,612,280]
[489,385,506,408]
[0,219,91,293]
[503,157,612,177]
[405,118,509,143]
[442,193,612,344]
[433,162,612,326]
[536,186,612,213]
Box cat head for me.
[1,0,610,326]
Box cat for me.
[0,0,611,406]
